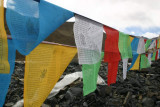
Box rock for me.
[142,97,154,107]
[83,102,88,107]
[157,96,160,100]
[129,78,142,88]
[97,85,112,97]
[156,101,160,105]
[107,98,122,106]
[41,104,50,107]
[4,59,160,107]
[147,92,158,97]
[65,87,82,104]
[5,102,14,107]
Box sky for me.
[4,0,160,38]
[46,0,160,38]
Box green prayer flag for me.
[140,54,151,69]
[157,41,159,48]
[82,52,104,96]
[145,40,152,51]
[118,32,132,59]
[151,52,156,61]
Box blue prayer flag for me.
[0,39,16,107]
[131,38,139,54]
[128,54,139,71]
[6,0,74,55]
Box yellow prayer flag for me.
[130,36,134,43]
[158,39,160,48]
[130,55,140,70]
[24,44,77,107]
[0,0,10,73]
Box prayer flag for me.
[6,0,74,55]
[128,54,140,70]
[0,0,10,74]
[123,59,128,79]
[159,50,160,59]
[155,40,158,60]
[118,32,132,80]
[158,49,160,59]
[103,26,121,86]
[158,40,160,48]
[74,15,103,64]
[103,26,121,62]
[118,32,132,59]
[128,38,140,70]
[151,52,156,61]
[131,38,139,54]
[0,39,16,107]
[129,36,134,43]
[137,38,145,54]
[24,43,77,107]
[82,52,104,96]
[145,40,152,51]
[140,54,151,69]
[148,53,152,64]
[107,61,119,85]
[148,40,156,50]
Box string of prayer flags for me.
[128,54,140,70]
[24,43,77,107]
[0,39,16,107]
[73,15,103,64]
[82,52,104,96]
[137,38,145,54]
[103,26,121,86]
[6,0,74,55]
[140,54,151,69]
[0,0,10,74]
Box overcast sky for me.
[46,0,160,38]
[4,0,160,38]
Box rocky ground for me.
[4,59,160,107]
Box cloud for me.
[4,0,160,38]
[142,32,160,39]
[46,0,160,38]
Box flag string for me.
[7,35,76,48]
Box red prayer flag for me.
[155,40,158,60]
[103,26,121,86]
[103,26,121,62]
[144,39,147,43]
[107,62,119,86]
